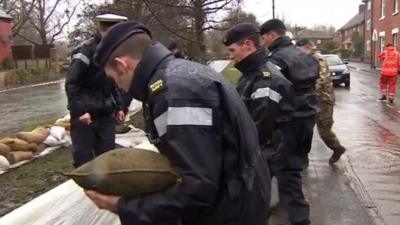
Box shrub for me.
[1,58,14,70]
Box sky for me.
[242,0,363,29]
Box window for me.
[380,36,386,52]
[394,0,399,14]
[381,0,386,18]
[368,1,371,10]
[324,55,344,66]
[366,19,371,31]
[393,33,399,48]
[366,40,371,52]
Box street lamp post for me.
[272,0,275,18]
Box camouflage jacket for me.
[314,54,335,105]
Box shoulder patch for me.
[262,71,271,77]
[149,79,165,95]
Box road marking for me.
[0,80,63,94]
[386,104,394,108]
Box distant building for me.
[293,29,334,50]
[338,4,366,54]
[364,0,373,63]
[0,8,13,64]
[370,0,400,68]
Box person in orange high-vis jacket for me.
[379,44,400,104]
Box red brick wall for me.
[340,24,365,49]
[372,0,400,67]
[365,1,372,62]
[0,19,13,64]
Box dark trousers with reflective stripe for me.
[70,115,116,168]
[276,116,315,225]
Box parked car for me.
[322,54,350,88]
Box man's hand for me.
[116,110,126,124]
[79,113,92,125]
[86,190,120,213]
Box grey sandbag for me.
[65,148,179,198]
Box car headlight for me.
[343,68,350,74]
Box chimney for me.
[359,4,366,14]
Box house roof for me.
[0,8,12,20]
[338,13,364,31]
[343,38,352,44]
[294,29,334,40]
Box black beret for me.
[223,23,259,46]
[94,20,152,68]
[296,38,311,47]
[260,19,286,35]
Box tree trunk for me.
[193,0,206,61]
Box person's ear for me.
[114,57,128,69]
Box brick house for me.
[370,0,400,68]
[293,29,334,51]
[338,4,368,61]
[363,0,373,63]
[0,8,13,64]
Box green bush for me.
[16,69,31,84]
[14,68,49,84]
[1,58,13,70]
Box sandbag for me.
[0,138,37,152]
[0,155,10,170]
[116,124,132,134]
[9,142,38,152]
[0,138,28,145]
[49,126,66,141]
[0,143,11,156]
[16,127,50,144]
[36,143,49,154]
[54,121,71,131]
[65,148,179,198]
[5,151,34,164]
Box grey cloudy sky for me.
[242,0,363,29]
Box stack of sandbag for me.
[0,138,37,165]
[54,115,71,131]
[16,126,50,154]
[66,148,179,198]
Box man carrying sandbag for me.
[65,14,128,168]
[85,21,271,225]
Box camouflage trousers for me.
[316,102,346,153]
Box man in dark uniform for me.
[85,21,270,225]
[260,19,320,225]
[65,14,128,168]
[297,39,346,163]
[223,23,294,178]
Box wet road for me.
[314,63,400,225]
[0,80,68,137]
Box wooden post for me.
[50,48,60,73]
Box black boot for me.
[389,98,394,104]
[379,95,387,101]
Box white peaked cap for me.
[96,13,128,22]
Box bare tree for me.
[206,7,258,59]
[142,0,242,60]
[1,0,37,38]
[16,0,80,45]
[70,0,241,60]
